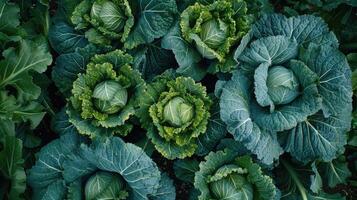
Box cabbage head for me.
[194,149,278,200]
[180,0,252,71]
[67,50,145,138]
[138,73,212,159]
[217,14,353,165]
[71,0,134,46]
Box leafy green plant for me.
[217,14,352,165]
[162,0,257,80]
[138,73,212,159]
[194,149,279,200]
[66,50,145,138]
[27,127,175,200]
[50,0,178,50]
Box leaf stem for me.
[281,160,308,200]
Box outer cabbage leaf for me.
[52,45,99,96]
[162,22,206,81]
[251,14,338,48]
[173,158,199,184]
[318,156,352,188]
[196,98,227,156]
[48,21,88,54]
[125,0,178,49]
[150,173,176,200]
[131,40,177,81]
[27,132,80,200]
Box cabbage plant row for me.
[0,0,356,199]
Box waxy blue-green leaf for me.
[162,22,206,81]
[49,22,88,54]
[173,159,199,184]
[52,45,98,96]
[252,14,338,47]
[125,0,178,49]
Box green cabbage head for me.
[194,149,278,200]
[218,14,352,165]
[67,50,145,138]
[138,74,212,159]
[71,0,134,45]
[180,0,251,64]
[85,171,128,199]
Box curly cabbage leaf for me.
[67,50,145,137]
[194,149,278,200]
[138,73,212,159]
[219,14,352,165]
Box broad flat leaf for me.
[150,173,176,200]
[52,108,78,136]
[239,35,298,67]
[252,14,338,47]
[283,111,348,163]
[299,44,353,118]
[162,22,205,81]
[0,0,21,44]
[32,180,66,200]
[0,40,52,100]
[0,135,26,200]
[319,156,352,188]
[196,99,227,156]
[49,21,88,54]
[125,0,177,49]
[52,45,98,96]
[80,137,162,200]
[173,159,199,184]
[27,134,78,191]
[131,41,176,81]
